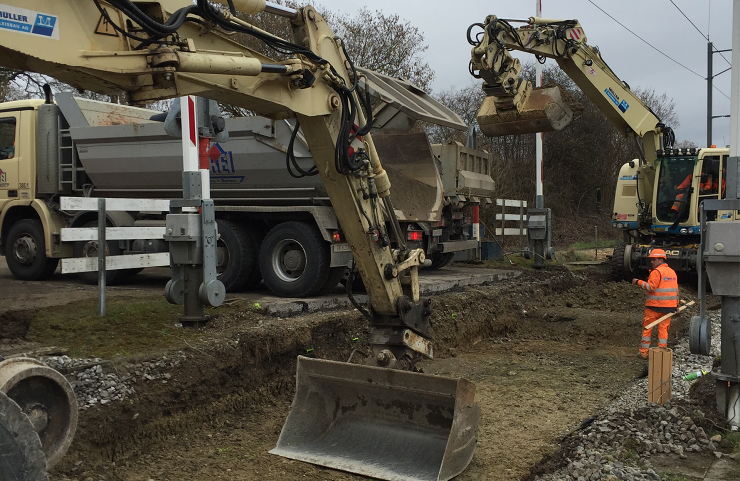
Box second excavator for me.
[467,14,736,278]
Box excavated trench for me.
[32,266,702,481]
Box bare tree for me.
[632,86,680,129]
[323,7,434,91]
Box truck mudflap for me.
[271,356,480,481]
[477,85,580,137]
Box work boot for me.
[637,364,649,379]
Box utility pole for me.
[707,41,732,147]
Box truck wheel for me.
[427,252,454,270]
[610,242,630,282]
[216,220,261,292]
[259,222,330,298]
[317,267,346,295]
[75,221,123,285]
[5,220,59,281]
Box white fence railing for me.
[495,199,527,249]
[60,197,171,315]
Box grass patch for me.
[27,296,222,359]
[726,431,740,450]
[568,238,620,250]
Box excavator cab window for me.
[699,156,721,221]
[699,156,720,195]
[655,156,697,224]
[0,118,16,160]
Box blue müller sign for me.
[604,87,629,113]
[0,4,59,39]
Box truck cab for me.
[0,100,70,281]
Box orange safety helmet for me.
[647,248,667,259]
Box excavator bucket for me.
[477,85,581,137]
[270,357,480,481]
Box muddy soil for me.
[2,261,703,481]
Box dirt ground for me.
[0,259,708,481]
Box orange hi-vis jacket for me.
[637,263,679,311]
[671,174,692,211]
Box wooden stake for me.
[644,301,695,330]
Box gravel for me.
[42,353,187,410]
[534,312,728,481]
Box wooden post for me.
[648,347,672,404]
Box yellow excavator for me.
[466,15,735,278]
[0,1,479,480]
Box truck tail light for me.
[332,231,344,243]
[407,230,423,242]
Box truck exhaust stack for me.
[271,356,480,481]
[477,85,580,137]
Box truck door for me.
[0,116,19,207]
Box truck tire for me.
[427,252,454,270]
[259,221,330,298]
[5,219,59,281]
[75,221,124,285]
[317,267,345,295]
[216,220,261,292]
[611,242,630,282]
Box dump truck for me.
[0,86,493,298]
[0,1,481,480]
[466,14,738,278]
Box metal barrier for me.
[494,199,527,249]
[60,197,170,315]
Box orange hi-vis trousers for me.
[640,308,670,359]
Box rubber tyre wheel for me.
[75,221,124,285]
[0,392,48,481]
[317,267,346,295]
[5,219,59,281]
[259,221,330,298]
[611,242,629,282]
[216,220,261,292]
[340,271,367,293]
[426,252,454,270]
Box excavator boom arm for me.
[0,3,480,479]
[1,0,419,323]
[469,15,672,161]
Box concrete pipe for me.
[0,358,78,468]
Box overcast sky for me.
[313,0,735,147]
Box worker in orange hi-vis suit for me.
[631,249,679,359]
[671,173,692,213]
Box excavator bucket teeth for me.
[270,356,480,481]
[477,85,580,137]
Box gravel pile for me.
[43,353,186,410]
[535,312,726,481]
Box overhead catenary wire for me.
[587,0,731,101]
[667,0,732,67]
